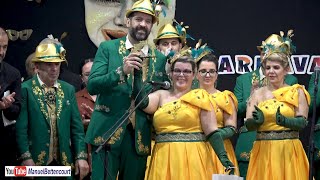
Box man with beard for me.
[84,0,168,179]
[0,27,21,179]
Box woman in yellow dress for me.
[196,52,240,175]
[133,55,234,180]
[245,30,310,180]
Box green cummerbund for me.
[155,132,206,143]
[256,130,299,140]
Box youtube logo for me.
[14,166,27,177]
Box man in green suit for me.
[16,42,89,179]
[308,70,320,180]
[84,0,168,179]
[234,33,298,179]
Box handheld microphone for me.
[314,66,320,86]
[149,81,171,90]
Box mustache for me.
[136,26,147,33]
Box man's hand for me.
[75,159,89,180]
[122,52,143,75]
[81,103,93,119]
[22,159,35,166]
[0,92,16,110]
[161,47,172,56]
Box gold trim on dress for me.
[155,132,206,143]
[256,130,299,140]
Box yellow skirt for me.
[207,139,240,175]
[146,141,214,180]
[145,140,155,180]
[247,139,309,180]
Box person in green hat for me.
[154,23,185,56]
[84,0,168,179]
[16,42,89,180]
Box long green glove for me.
[207,130,235,175]
[217,126,237,140]
[245,105,264,131]
[133,69,149,109]
[275,107,308,130]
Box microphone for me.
[315,66,320,86]
[149,81,171,90]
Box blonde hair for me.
[262,52,290,69]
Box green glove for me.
[133,69,149,109]
[217,126,237,140]
[275,107,308,130]
[207,130,235,175]
[252,105,264,124]
[245,105,264,131]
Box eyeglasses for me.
[172,69,193,76]
[198,69,217,77]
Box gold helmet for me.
[259,30,295,62]
[32,43,66,63]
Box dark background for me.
[1,0,319,148]
[1,0,320,88]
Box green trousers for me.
[91,124,147,180]
[235,130,256,180]
[238,161,248,180]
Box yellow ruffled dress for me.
[207,90,240,175]
[146,89,215,180]
[247,84,311,180]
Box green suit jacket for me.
[85,37,168,156]
[234,68,298,161]
[308,72,320,161]
[16,76,87,167]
